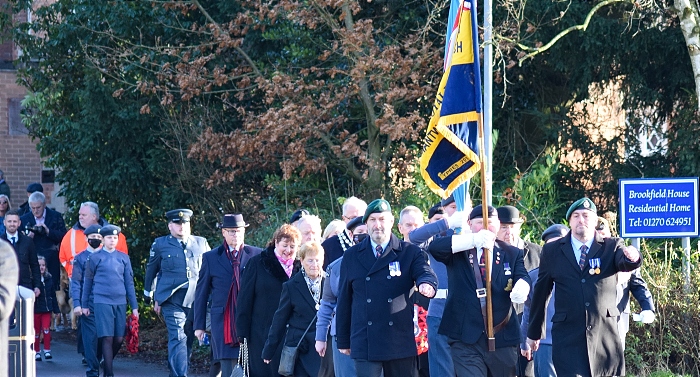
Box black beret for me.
[428,203,444,220]
[98,224,121,236]
[84,224,101,236]
[541,224,569,242]
[566,198,597,220]
[440,195,455,207]
[346,216,364,232]
[167,209,193,223]
[289,209,309,224]
[363,199,392,223]
[469,205,497,221]
[497,205,524,224]
[26,182,43,193]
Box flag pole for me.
[477,113,495,352]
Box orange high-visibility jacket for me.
[59,225,128,278]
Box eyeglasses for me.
[0,201,7,204]
[342,215,358,221]
[223,229,243,235]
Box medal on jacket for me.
[505,278,513,292]
[504,262,511,276]
[589,258,600,275]
[389,261,401,277]
[496,251,501,265]
[315,303,320,310]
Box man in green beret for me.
[336,199,438,377]
[527,197,642,377]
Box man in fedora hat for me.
[145,209,211,377]
[193,214,262,377]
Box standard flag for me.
[420,0,482,199]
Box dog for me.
[53,265,76,330]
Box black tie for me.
[181,241,187,250]
[11,237,16,247]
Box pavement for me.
[33,328,208,377]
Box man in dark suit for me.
[321,196,367,269]
[193,214,261,377]
[20,191,66,291]
[0,239,19,374]
[527,198,642,377]
[496,205,541,376]
[145,209,211,377]
[336,199,438,377]
[2,210,41,296]
[428,205,530,377]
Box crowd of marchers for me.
[0,180,655,377]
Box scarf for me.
[277,253,294,277]
[223,240,242,346]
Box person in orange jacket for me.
[59,202,128,278]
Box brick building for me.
[0,1,64,212]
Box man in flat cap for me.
[193,214,261,377]
[145,209,211,377]
[428,205,530,377]
[336,199,438,377]
[527,198,642,377]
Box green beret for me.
[167,208,193,223]
[363,199,391,223]
[566,198,597,220]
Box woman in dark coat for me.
[236,224,302,377]
[263,241,325,377]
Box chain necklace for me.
[338,229,354,251]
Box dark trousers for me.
[81,309,103,377]
[355,356,417,377]
[448,335,517,377]
[318,331,335,377]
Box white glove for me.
[451,230,496,253]
[446,211,465,229]
[640,310,655,324]
[509,279,530,304]
[474,230,496,251]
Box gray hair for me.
[28,191,46,205]
[0,194,10,210]
[399,206,423,223]
[80,201,100,218]
[342,196,367,216]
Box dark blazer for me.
[1,233,40,290]
[144,234,211,307]
[321,230,353,269]
[193,243,262,360]
[429,238,530,348]
[616,268,654,336]
[20,208,67,253]
[527,234,642,377]
[236,246,301,377]
[336,234,437,361]
[262,272,324,376]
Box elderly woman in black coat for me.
[263,241,325,377]
[236,224,302,377]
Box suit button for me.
[387,298,392,303]
[387,275,391,279]
[368,321,373,326]
[587,325,592,330]
[388,321,393,326]
[585,302,590,307]
[367,299,371,303]
[581,279,586,283]
[366,277,370,281]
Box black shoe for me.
[44,351,53,360]
[82,357,87,365]
[35,353,41,361]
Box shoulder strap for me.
[296,313,318,347]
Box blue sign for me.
[619,177,699,238]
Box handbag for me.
[278,314,317,377]
[230,338,249,377]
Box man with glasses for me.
[20,191,67,291]
[322,196,367,268]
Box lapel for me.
[558,234,581,272]
[491,246,504,283]
[585,234,605,263]
[295,273,316,308]
[356,238,377,273]
[465,249,479,287]
[216,246,234,274]
[369,235,400,275]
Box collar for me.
[370,239,390,252]
[34,208,47,221]
[5,232,18,239]
[571,235,594,252]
